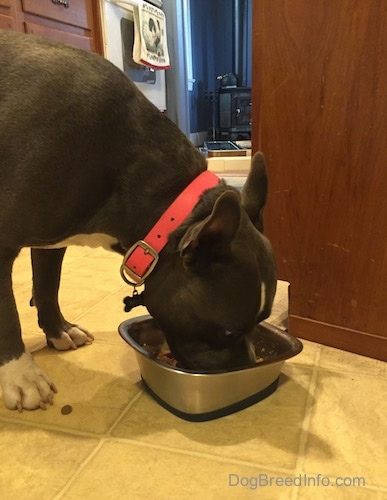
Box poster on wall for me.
[133,1,170,70]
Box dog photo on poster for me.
[133,1,170,69]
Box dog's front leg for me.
[0,248,56,411]
[31,248,94,350]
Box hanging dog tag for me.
[123,290,145,312]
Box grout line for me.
[3,410,387,496]
[51,368,139,500]
[314,364,385,377]
[91,434,301,476]
[105,390,144,435]
[52,434,300,500]
[0,410,297,477]
[295,348,321,468]
[0,386,143,440]
[53,439,105,500]
[0,414,108,439]
[314,343,322,366]
[290,347,321,500]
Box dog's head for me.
[144,153,277,371]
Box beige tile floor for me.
[1,247,386,500]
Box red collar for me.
[120,170,220,286]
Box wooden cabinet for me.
[21,0,102,53]
[0,0,103,54]
[0,0,17,30]
[252,0,387,361]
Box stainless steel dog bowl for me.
[118,315,303,421]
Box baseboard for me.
[288,315,387,362]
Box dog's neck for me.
[120,171,220,286]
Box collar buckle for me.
[120,240,159,286]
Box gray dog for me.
[0,30,276,411]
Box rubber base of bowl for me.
[141,376,280,422]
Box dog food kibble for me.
[129,320,279,369]
[61,404,73,415]
[156,349,182,367]
[150,343,277,367]
[252,337,277,361]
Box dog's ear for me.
[179,190,241,271]
[241,152,268,233]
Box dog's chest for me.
[36,233,119,251]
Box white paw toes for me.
[0,352,57,411]
[48,325,94,351]
[68,325,94,346]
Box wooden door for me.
[252,0,387,360]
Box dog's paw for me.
[48,325,94,351]
[0,352,57,411]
